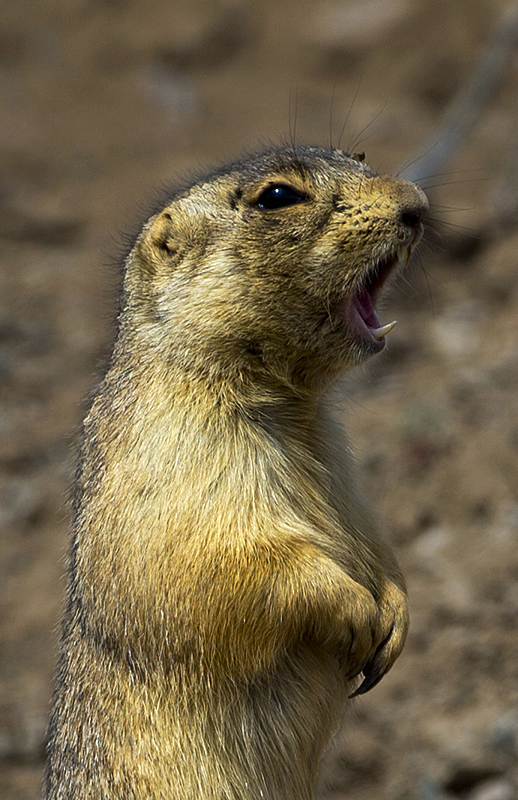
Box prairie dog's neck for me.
[108,323,325,454]
[88,340,329,498]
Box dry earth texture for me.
[1,1,518,799]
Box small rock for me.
[418,775,447,800]
[488,710,518,758]
[444,765,503,795]
[307,0,412,49]
[469,779,515,800]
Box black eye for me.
[255,184,306,210]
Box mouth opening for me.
[348,252,400,347]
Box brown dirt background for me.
[1,1,518,798]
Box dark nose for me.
[400,208,426,230]
[368,175,429,240]
[373,175,429,232]
[398,188,429,242]
[398,182,429,232]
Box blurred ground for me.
[1,1,518,799]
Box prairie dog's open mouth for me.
[347,250,404,349]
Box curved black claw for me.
[348,624,395,698]
[349,666,384,698]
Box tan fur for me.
[45,146,428,799]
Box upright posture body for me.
[45,146,427,800]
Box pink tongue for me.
[354,287,381,330]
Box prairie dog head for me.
[125,146,428,391]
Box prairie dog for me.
[45,146,428,800]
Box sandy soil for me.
[1,1,518,798]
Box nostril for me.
[400,211,422,229]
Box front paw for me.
[350,579,409,697]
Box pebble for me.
[307,0,412,49]
[488,710,518,757]
[469,779,515,800]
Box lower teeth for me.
[372,320,397,339]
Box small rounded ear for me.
[133,209,181,277]
[134,204,210,277]
[149,211,180,259]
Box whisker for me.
[347,103,386,154]
[288,85,299,155]
[428,204,476,213]
[329,78,339,151]
[410,168,484,183]
[419,257,436,319]
[397,138,443,178]
[427,216,482,235]
[337,76,363,151]
[423,228,450,249]
[420,177,488,190]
